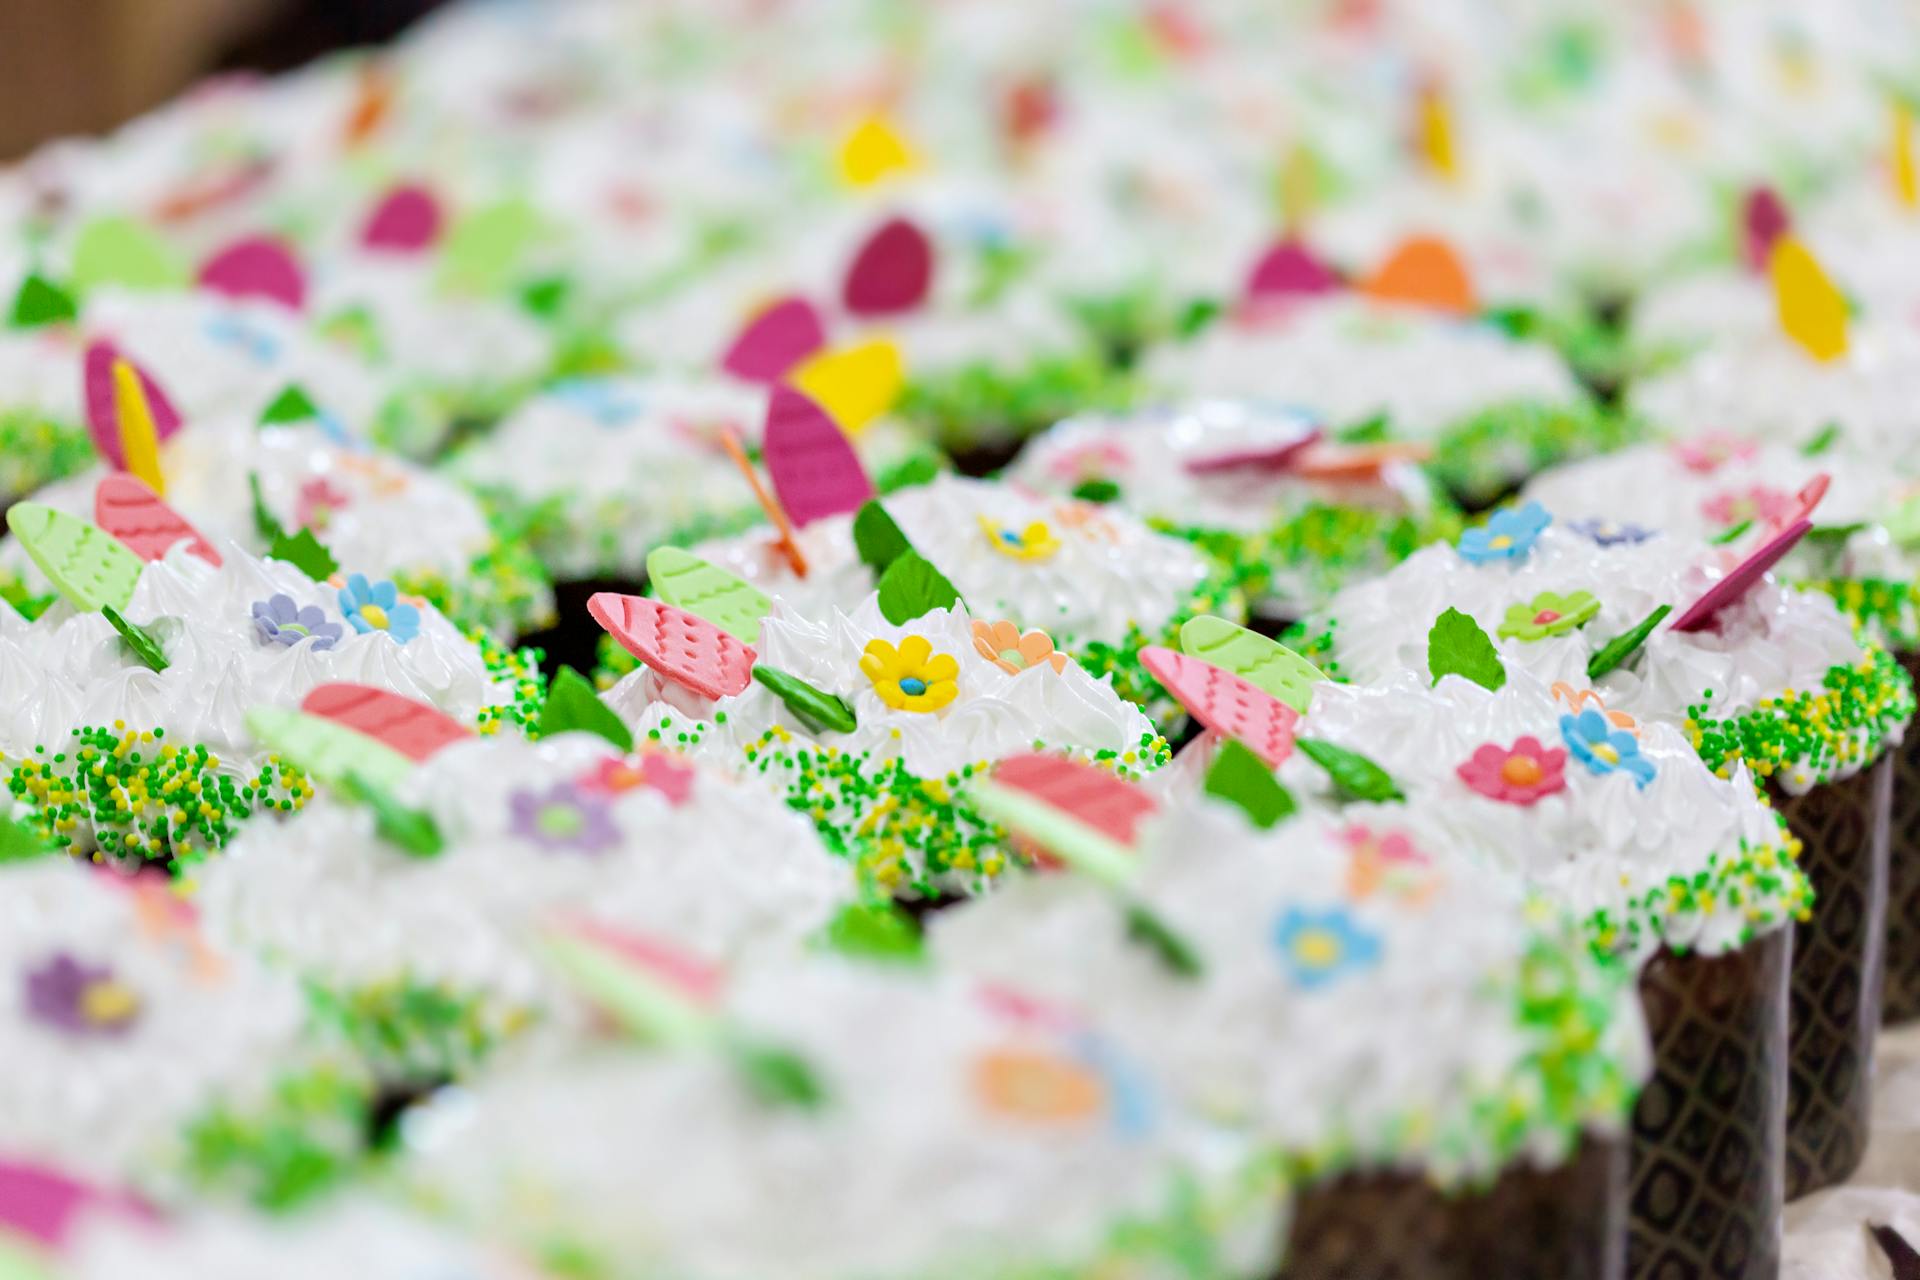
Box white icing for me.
[3,419,497,588]
[65,1197,533,1280]
[0,860,307,1189]
[1274,668,1796,959]
[0,542,501,787]
[1146,294,1584,440]
[1523,441,1920,591]
[198,733,852,1028]
[606,594,1160,783]
[1630,323,1920,462]
[693,474,1210,648]
[405,960,1279,1280]
[1313,519,1880,790]
[932,798,1647,1185]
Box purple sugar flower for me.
[251,594,343,651]
[25,953,141,1037]
[508,782,621,855]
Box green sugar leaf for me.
[102,605,168,672]
[729,1038,828,1110]
[822,901,923,963]
[1123,902,1204,979]
[0,813,52,862]
[260,384,320,426]
[876,550,960,625]
[753,665,857,734]
[1296,737,1403,803]
[266,527,339,583]
[9,273,76,328]
[1586,604,1671,680]
[1427,607,1505,691]
[1202,737,1295,829]
[1337,412,1390,444]
[1800,422,1841,456]
[520,275,572,319]
[1070,477,1121,504]
[341,771,444,858]
[248,472,287,542]
[538,665,633,750]
[646,546,770,644]
[1806,522,1868,545]
[1710,519,1751,546]
[1180,614,1323,713]
[852,499,913,578]
[6,502,144,614]
[438,199,543,296]
[1173,296,1222,339]
[70,215,188,294]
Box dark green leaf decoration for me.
[1586,604,1671,680]
[520,276,572,320]
[1337,412,1390,444]
[102,605,168,672]
[267,527,340,583]
[249,472,287,542]
[9,274,76,328]
[822,901,923,963]
[1710,519,1751,546]
[752,665,857,734]
[852,499,912,577]
[259,384,320,426]
[1070,477,1121,504]
[730,1038,827,1110]
[875,550,961,625]
[1202,738,1295,829]
[341,772,444,858]
[1296,737,1403,803]
[1427,607,1505,691]
[1124,903,1203,979]
[1805,522,1868,545]
[1800,422,1841,456]
[538,665,633,750]
[0,813,52,862]
[1173,297,1222,339]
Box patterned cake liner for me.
[1278,1135,1626,1280]
[1884,649,1920,1026]
[1628,928,1790,1280]
[1770,755,1892,1198]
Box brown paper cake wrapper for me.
[1628,928,1790,1280]
[1277,1136,1625,1280]
[1884,651,1920,1026]
[1769,754,1892,1199]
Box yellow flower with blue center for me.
[1273,904,1382,991]
[860,635,959,712]
[978,514,1062,562]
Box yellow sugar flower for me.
[977,514,1062,562]
[861,635,960,713]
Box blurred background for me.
[0,0,448,160]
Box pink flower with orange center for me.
[1457,736,1568,806]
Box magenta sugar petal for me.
[94,473,220,566]
[1244,238,1341,302]
[763,385,874,527]
[83,341,183,469]
[841,216,934,317]
[1185,427,1324,475]
[720,296,827,383]
[1670,519,1813,633]
[1742,186,1790,274]
[361,184,444,253]
[197,235,306,311]
[1141,646,1299,767]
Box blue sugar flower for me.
[1560,709,1656,788]
[1273,905,1383,991]
[1457,501,1552,565]
[337,574,421,645]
